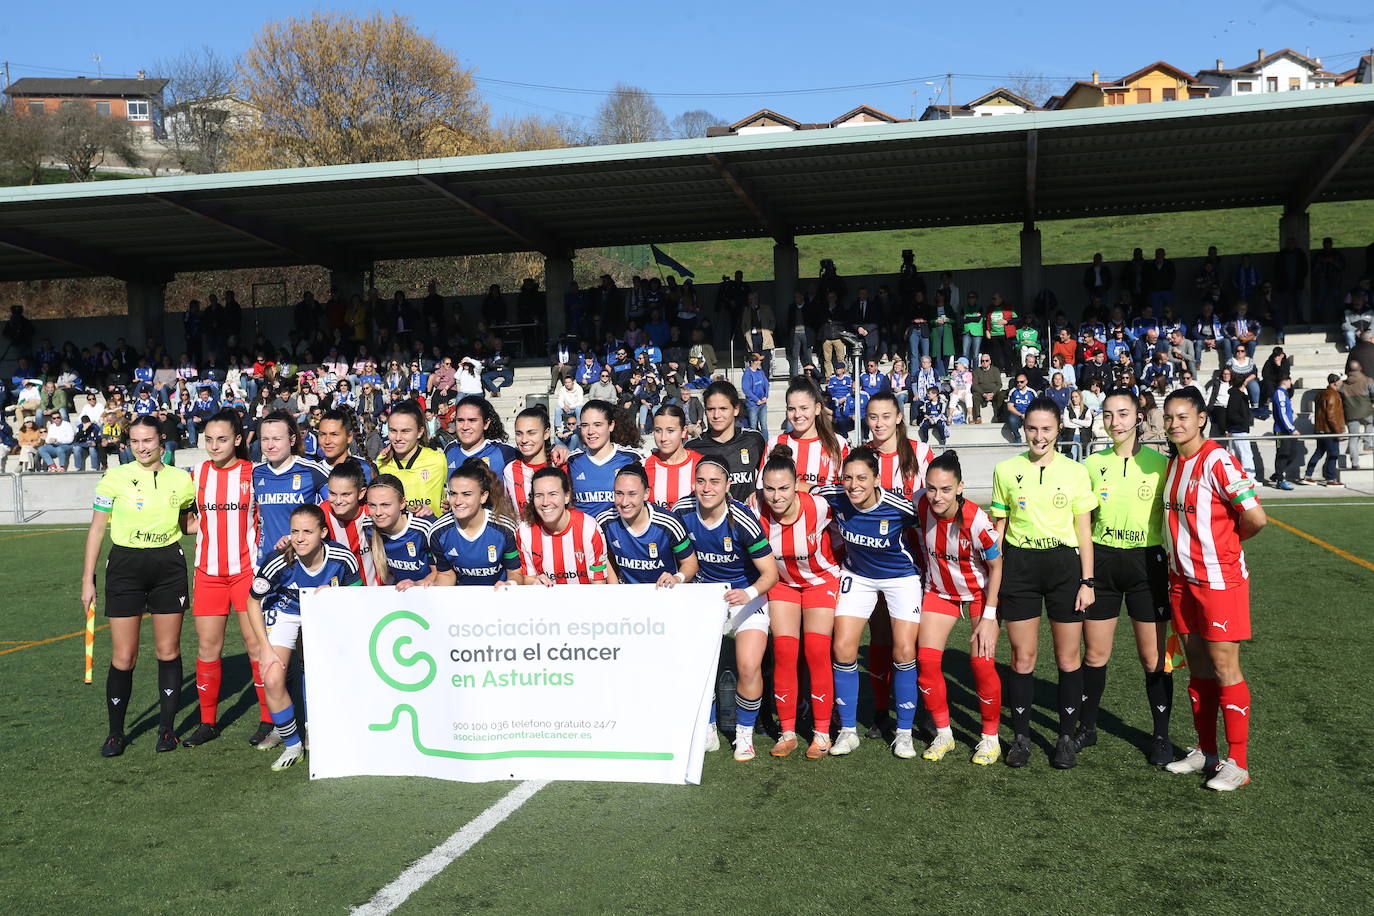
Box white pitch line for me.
[351,779,549,915]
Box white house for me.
[1196,48,1340,96]
[919,88,1038,121]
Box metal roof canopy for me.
[0,87,1372,283]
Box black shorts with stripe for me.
[1086,543,1170,623]
[104,544,189,617]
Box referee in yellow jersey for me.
[990,396,1096,769]
[81,416,196,757]
[376,400,447,516]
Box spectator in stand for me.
[1204,367,1233,438]
[0,418,17,474]
[1015,321,1041,367]
[1305,374,1345,486]
[1132,328,1166,375]
[947,357,973,422]
[850,286,881,363]
[549,338,577,390]
[455,357,483,398]
[1311,238,1345,324]
[1193,300,1224,370]
[1226,344,1263,411]
[1165,328,1196,379]
[1119,248,1146,311]
[1044,371,1073,414]
[1232,254,1260,303]
[1342,291,1372,352]
[554,375,585,425]
[357,381,384,419]
[913,355,940,403]
[644,308,671,350]
[929,290,958,371]
[1223,302,1261,367]
[984,293,1017,373]
[688,327,717,377]
[1269,377,1300,490]
[1273,235,1309,331]
[679,385,705,438]
[479,340,513,399]
[1142,248,1175,311]
[1224,371,1257,477]
[1005,373,1035,443]
[1130,303,1159,341]
[826,361,855,415]
[481,284,506,328]
[188,386,219,444]
[71,414,101,470]
[1341,361,1374,470]
[556,414,581,452]
[786,289,817,377]
[38,410,75,470]
[887,357,910,414]
[1351,330,1374,380]
[906,288,931,365]
[588,368,617,403]
[1051,328,1079,367]
[1141,352,1174,391]
[960,291,984,366]
[1047,352,1075,390]
[1063,388,1093,457]
[1105,327,1132,366]
[574,354,601,391]
[1020,353,1048,391]
[817,290,849,374]
[17,418,42,471]
[741,292,776,375]
[2,305,36,359]
[1083,253,1112,303]
[970,352,1002,424]
[1259,347,1292,404]
[428,357,457,406]
[741,352,770,436]
[1139,391,1165,442]
[859,358,889,401]
[915,386,948,445]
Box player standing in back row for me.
[1160,387,1266,791]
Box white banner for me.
[300,584,726,785]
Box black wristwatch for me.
[1079,577,1096,588]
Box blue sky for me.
[3,1,1371,125]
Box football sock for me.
[1188,677,1220,755]
[833,660,860,729]
[735,693,761,733]
[970,654,1001,736]
[892,659,918,731]
[250,659,271,722]
[1009,670,1034,737]
[1218,681,1250,769]
[1057,666,1083,737]
[157,656,182,733]
[868,643,892,715]
[772,635,799,732]
[917,647,949,729]
[106,664,133,735]
[270,704,301,748]
[1081,663,1108,730]
[195,658,222,727]
[1145,670,1173,739]
[802,632,833,732]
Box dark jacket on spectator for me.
[1224,389,1253,433]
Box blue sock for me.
[709,700,716,725]
[270,704,301,747]
[735,693,761,731]
[894,660,918,731]
[834,661,859,729]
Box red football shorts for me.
[769,579,840,611]
[1169,574,1251,642]
[193,570,252,617]
[920,592,986,619]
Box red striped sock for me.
[1188,677,1220,755]
[917,647,948,729]
[803,632,833,732]
[772,636,799,732]
[195,658,221,727]
[970,653,1001,735]
[250,659,272,723]
[869,643,893,714]
[1218,681,1250,769]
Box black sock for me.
[106,664,133,735]
[1058,666,1084,737]
[1081,663,1108,730]
[1008,671,1034,737]
[1145,670,1173,738]
[157,656,182,733]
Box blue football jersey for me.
[361,514,438,583]
[673,497,770,589]
[444,439,518,480]
[812,485,921,579]
[428,510,520,585]
[595,505,695,584]
[250,540,360,622]
[252,456,329,558]
[566,446,641,517]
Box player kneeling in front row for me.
[914,452,1005,765]
[1160,387,1266,791]
[243,504,361,771]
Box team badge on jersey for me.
[1100,488,1110,502]
[135,498,145,511]
[420,469,430,481]
[482,457,491,465]
[648,542,659,558]
[407,541,417,557]
[330,577,338,587]
[292,474,301,490]
[252,576,271,594]
[240,481,251,493]
[723,536,733,552]
[1137,484,1153,501]
[879,519,889,535]
[488,544,498,562]
[1052,492,1068,508]
[740,449,750,464]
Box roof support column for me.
[1279,208,1311,325]
[1019,226,1042,322]
[126,279,167,354]
[773,241,799,308]
[544,253,573,342]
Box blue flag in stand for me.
[650,244,695,279]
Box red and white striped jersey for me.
[759,491,842,587]
[867,438,935,500]
[503,458,548,514]
[761,433,849,488]
[645,450,701,508]
[517,509,609,584]
[192,458,257,576]
[1164,440,1259,589]
[916,494,999,602]
[325,506,382,586]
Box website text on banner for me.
[301,584,725,785]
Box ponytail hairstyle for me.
[388,399,429,448]
[786,376,843,471]
[523,466,572,527]
[761,442,797,478]
[866,390,919,485]
[366,473,407,585]
[450,457,517,525]
[457,394,508,443]
[128,414,163,438]
[260,409,305,456]
[205,408,250,460]
[581,398,642,448]
[281,503,328,569]
[842,444,882,478]
[1103,386,1144,442]
[926,448,962,483]
[328,457,368,493]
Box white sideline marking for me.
[351,780,549,915]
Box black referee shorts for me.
[1087,544,1170,623]
[104,544,189,617]
[999,544,1083,623]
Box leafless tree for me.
[154,45,240,173]
[1005,70,1059,108]
[0,108,54,184]
[670,109,722,139]
[594,84,669,145]
[49,103,139,181]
